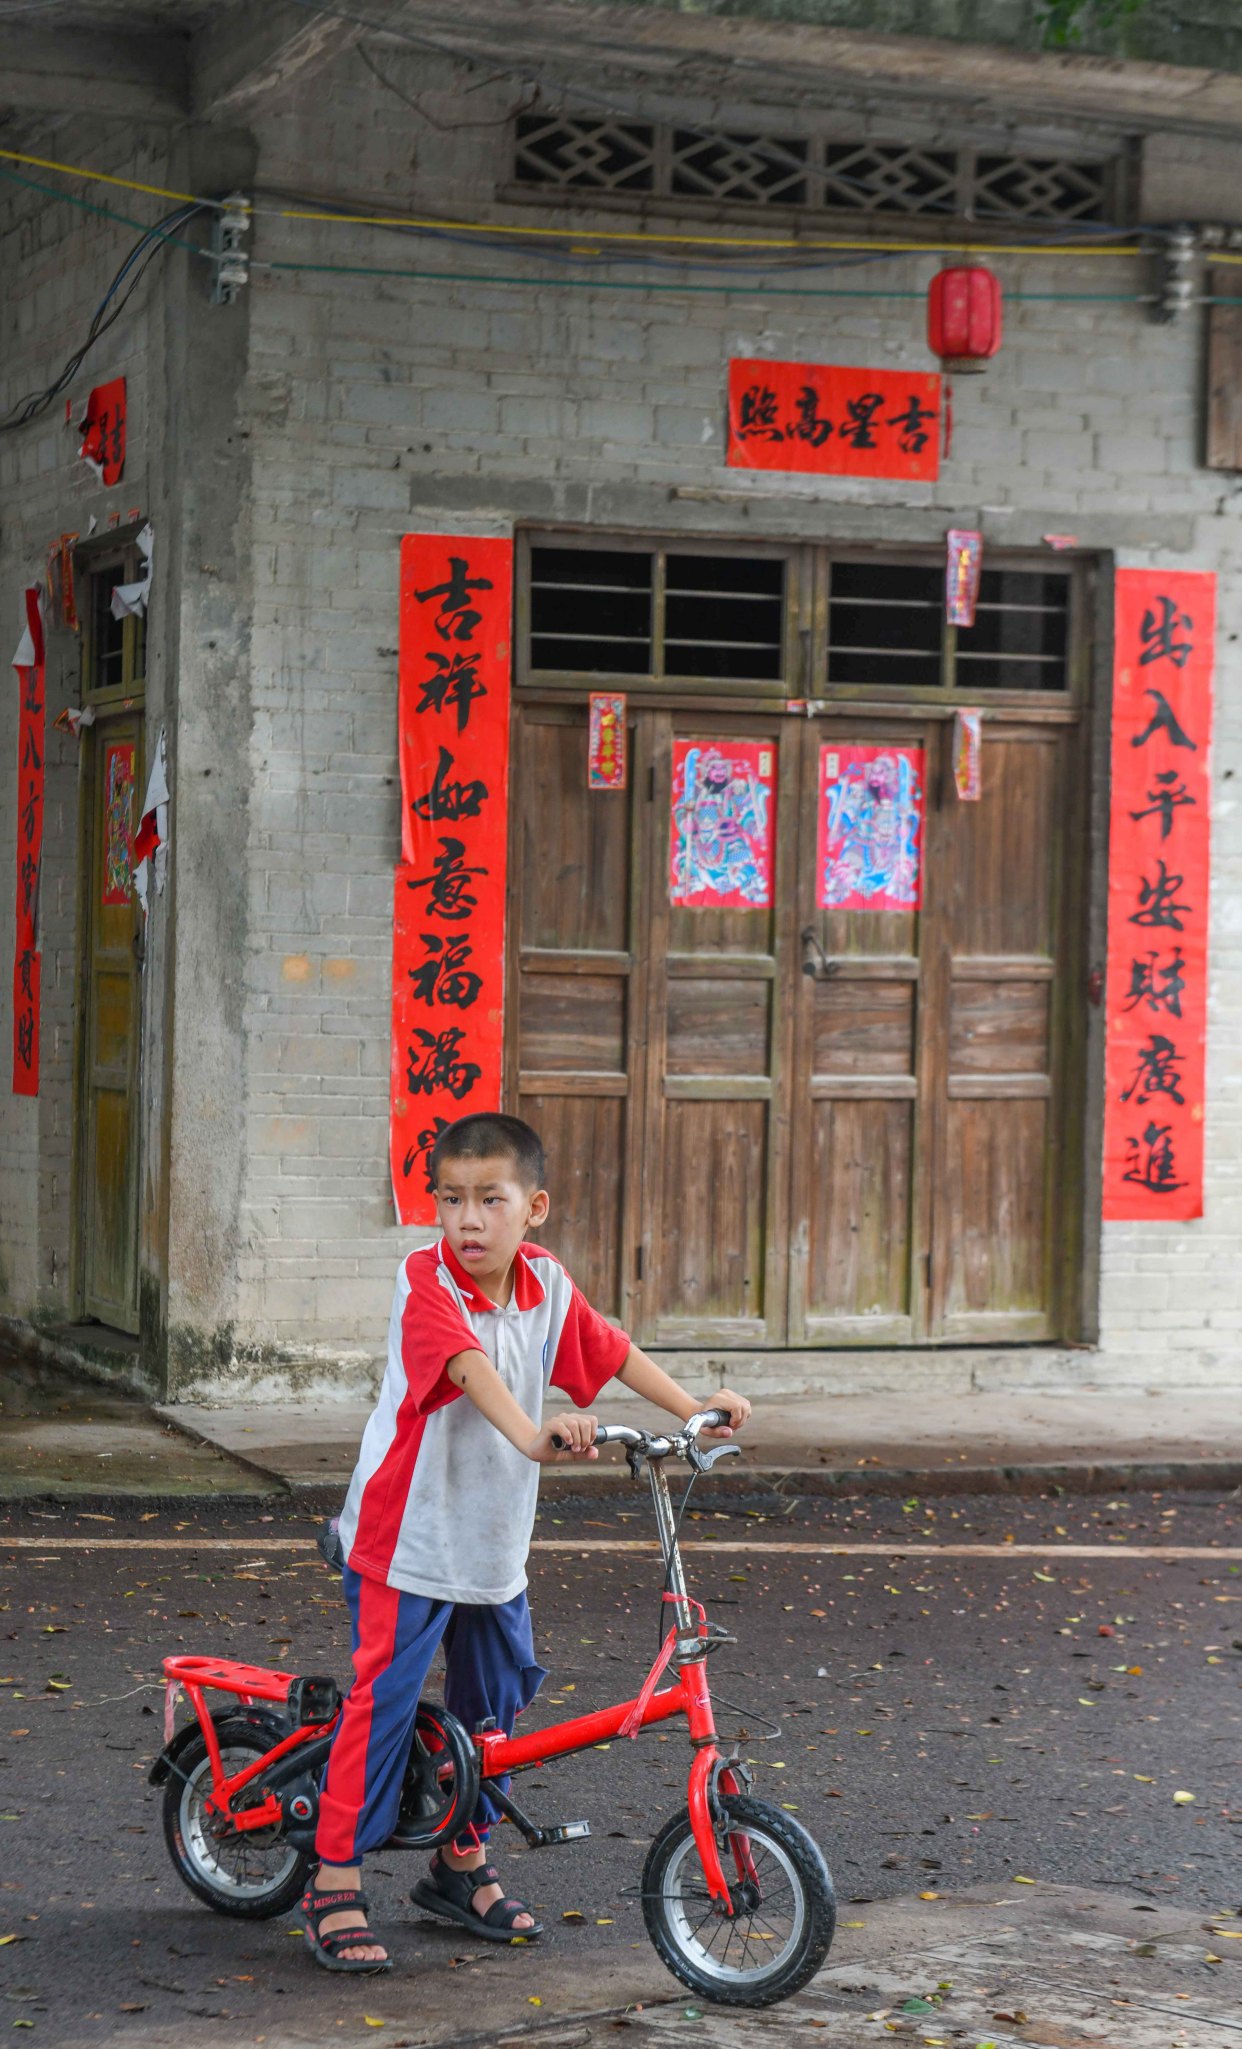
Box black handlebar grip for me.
[551,1432,567,1450]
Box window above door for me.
[519,532,1089,706]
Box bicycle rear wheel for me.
[642,1794,835,2007]
[162,1715,312,1919]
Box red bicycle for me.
[151,1408,836,2006]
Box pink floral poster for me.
[669,739,775,910]
[817,744,924,912]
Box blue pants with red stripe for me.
[315,1564,548,1866]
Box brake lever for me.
[687,1441,743,1475]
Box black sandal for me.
[410,1850,544,1943]
[300,1882,392,1973]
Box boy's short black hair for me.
[429,1113,546,1192]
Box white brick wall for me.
[4,56,1242,1394]
[223,53,1242,1388]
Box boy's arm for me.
[614,1343,751,1439]
[447,1348,598,1463]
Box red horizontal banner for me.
[391,534,513,1224]
[1102,569,1214,1221]
[727,358,942,480]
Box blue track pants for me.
[315,1564,547,1865]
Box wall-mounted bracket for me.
[210,192,251,304]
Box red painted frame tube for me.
[479,1653,732,1906]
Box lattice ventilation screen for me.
[827,563,1072,692]
[513,113,1120,224]
[529,546,786,683]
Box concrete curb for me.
[280,1453,1242,1514]
[152,1403,295,1495]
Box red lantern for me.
[927,264,1003,375]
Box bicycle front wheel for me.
[642,1794,835,2007]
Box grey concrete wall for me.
[0,127,172,1363]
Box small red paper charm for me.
[78,377,126,486]
[392,534,513,1225]
[946,529,983,626]
[588,692,627,790]
[11,587,45,1095]
[727,359,941,481]
[1102,569,1214,1222]
[953,709,982,802]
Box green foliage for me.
[1039,0,1148,48]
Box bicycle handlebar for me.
[550,1407,731,1455]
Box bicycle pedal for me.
[541,1820,591,1844]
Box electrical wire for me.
[0,145,213,208]
[0,197,207,432]
[253,252,1142,302]
[0,158,1145,307]
[0,140,1146,260]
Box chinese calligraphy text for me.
[727,359,942,481]
[1103,569,1214,1221]
[391,534,512,1223]
[78,377,127,487]
[12,588,44,1095]
[588,692,627,791]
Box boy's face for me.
[433,1153,549,1288]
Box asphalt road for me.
[1,1484,1238,2044]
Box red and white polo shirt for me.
[339,1239,631,1604]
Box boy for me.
[302,1111,750,1972]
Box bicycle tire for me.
[162,1715,313,1919]
[641,1793,835,2007]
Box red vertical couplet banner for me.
[12,587,45,1095]
[391,535,513,1225]
[1103,569,1215,1221]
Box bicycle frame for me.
[160,1425,745,1907]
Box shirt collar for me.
[439,1237,545,1314]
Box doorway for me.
[508,538,1091,1348]
[73,553,146,1334]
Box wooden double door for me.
[509,698,1084,1348]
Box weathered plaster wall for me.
[0,127,169,1352]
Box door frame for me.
[509,525,1100,1348]
[69,533,149,1333]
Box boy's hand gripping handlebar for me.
[550,1408,743,1473]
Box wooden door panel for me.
[948,731,1057,957]
[942,1097,1049,1332]
[653,1097,769,1337]
[813,977,915,1074]
[81,713,142,1332]
[640,713,794,1346]
[949,977,1050,1074]
[666,974,770,1074]
[517,715,630,953]
[519,972,627,1072]
[788,720,932,1344]
[516,1090,627,1318]
[935,725,1066,1341]
[509,705,644,1330]
[804,1097,914,1329]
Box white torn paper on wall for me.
[110,523,153,619]
[133,726,169,919]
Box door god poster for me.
[391,534,513,1225]
[1103,569,1214,1221]
[817,744,924,912]
[668,739,775,910]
